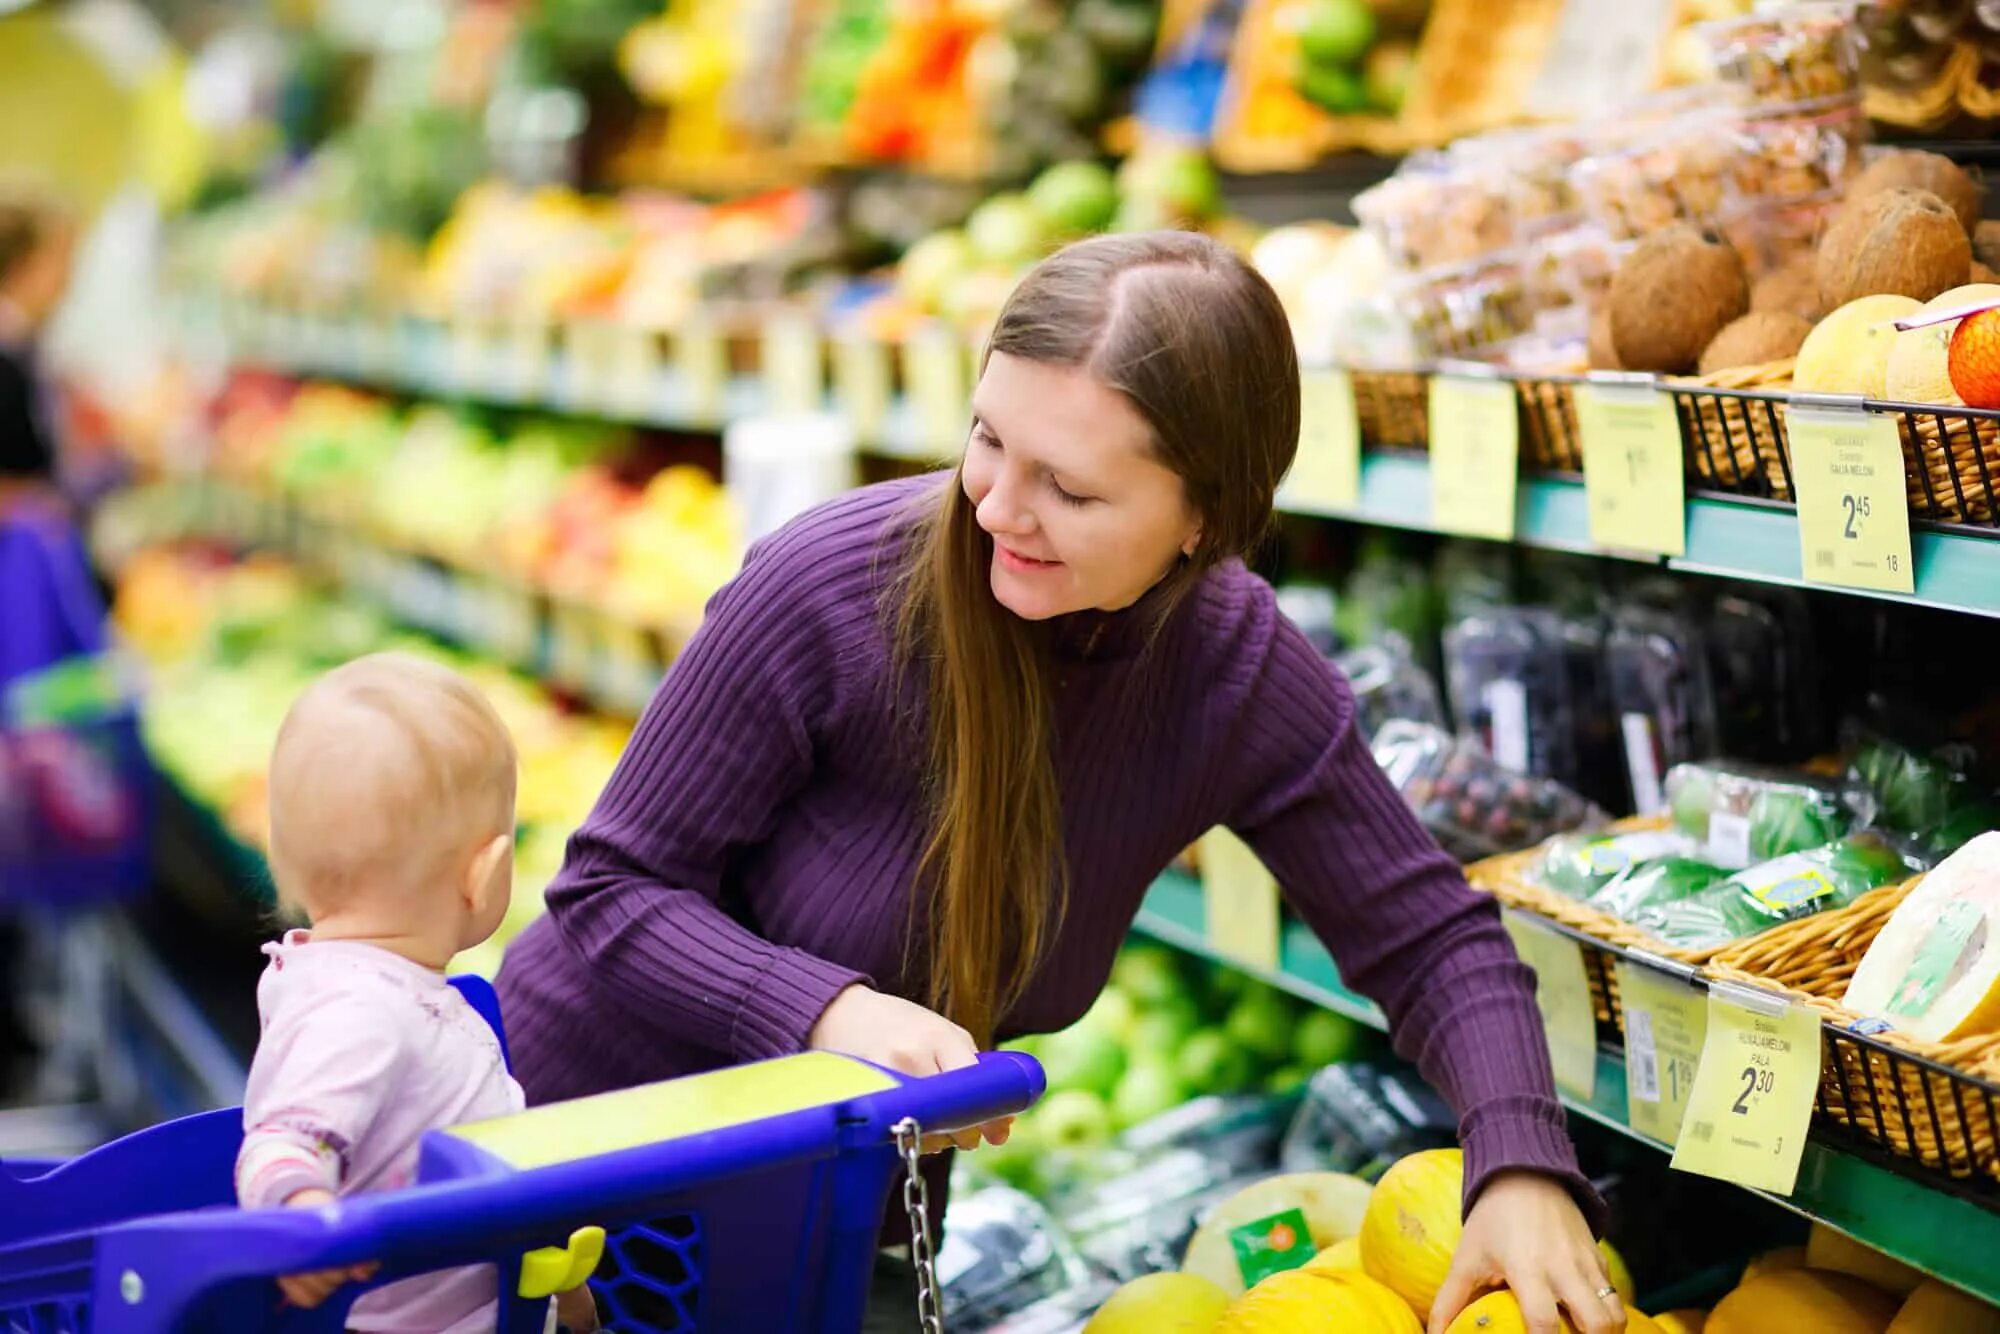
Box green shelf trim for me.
[1133,870,2000,1305]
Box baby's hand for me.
[555,1283,601,1332]
[277,1189,379,1310]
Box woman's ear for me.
[462,832,513,915]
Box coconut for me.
[1976,261,2000,284]
[1975,220,2000,272]
[1587,306,1622,371]
[1884,282,2000,404]
[1850,150,1983,237]
[1751,255,1824,321]
[1609,225,1749,374]
[1699,310,1814,375]
[1817,187,1971,309]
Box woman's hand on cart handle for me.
[274,1188,379,1311]
[808,984,1015,1153]
[1425,1171,1623,1334]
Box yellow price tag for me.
[1616,960,1708,1145]
[505,315,551,398]
[833,335,892,443]
[1788,406,1914,595]
[548,604,596,691]
[1198,827,1281,972]
[607,325,663,419]
[1281,369,1360,513]
[906,330,969,452]
[1670,983,1821,1194]
[1576,381,1686,556]
[762,314,823,415]
[1503,914,1598,1100]
[448,315,494,393]
[675,321,728,425]
[1428,375,1520,539]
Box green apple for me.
[1265,1065,1314,1095]
[1298,0,1377,67]
[1028,159,1119,236]
[1177,1028,1254,1095]
[1294,1008,1367,1069]
[1038,1088,1115,1150]
[1111,1058,1188,1129]
[1223,985,1296,1065]
[1130,995,1201,1054]
[1115,145,1222,223]
[1040,1026,1127,1098]
[967,192,1054,267]
[1110,943,1188,1006]
[1075,986,1139,1043]
[975,1114,1042,1187]
[897,229,976,313]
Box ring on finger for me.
[1594,1285,1619,1301]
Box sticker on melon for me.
[1182,1172,1374,1297]
[1215,1267,1421,1334]
[1705,1269,1901,1334]
[1843,831,2000,1044]
[1888,1278,2000,1334]
[1443,1290,1669,1334]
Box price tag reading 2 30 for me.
[1787,405,1914,596]
[1670,981,1820,1195]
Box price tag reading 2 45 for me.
[1670,982,1820,1195]
[1788,405,1914,595]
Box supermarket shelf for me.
[1286,453,2000,620]
[1132,870,2000,1306]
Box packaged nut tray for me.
[1569,107,1744,241]
[1701,4,1863,105]
[1449,125,1598,243]
[1665,760,1860,870]
[1521,226,1622,323]
[1717,188,1842,279]
[1728,96,1868,200]
[1399,257,1534,360]
[1371,719,1607,862]
[1352,157,1517,272]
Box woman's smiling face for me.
[959,350,1203,622]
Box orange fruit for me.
[1947,306,2000,408]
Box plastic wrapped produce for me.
[936,1185,1098,1327]
[1666,761,1856,870]
[1276,582,1342,657]
[1339,641,1446,739]
[1847,726,1978,833]
[1279,1062,1459,1179]
[1587,854,1734,925]
[1701,5,1862,105]
[1443,607,1577,781]
[1531,825,1699,899]
[1705,586,1819,762]
[1372,720,1606,861]
[1638,832,1914,952]
[1557,610,1628,813]
[1337,539,1441,661]
[1606,603,1720,817]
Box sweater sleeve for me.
[543,524,873,1063]
[1216,599,1605,1233]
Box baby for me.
[234,652,595,1332]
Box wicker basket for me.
[1516,376,1582,473]
[1351,367,1429,449]
[1670,359,1796,500]
[1896,407,2000,525]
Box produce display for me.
[1371,720,1605,862]
[1665,761,1854,871]
[1637,831,1914,952]
[1844,832,2000,1044]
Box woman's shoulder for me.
[1175,560,1341,693]
[737,474,943,595]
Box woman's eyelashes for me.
[973,424,1093,508]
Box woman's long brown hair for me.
[895,231,1301,1046]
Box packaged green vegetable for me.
[1586,855,1732,923]
[1531,826,1694,899]
[1664,761,1854,870]
[1917,800,2000,862]
[1846,729,1975,833]
[1636,832,1914,952]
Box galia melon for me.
[1653,1311,1707,1334]
[1806,1223,1926,1297]
[1085,1272,1231,1333]
[1215,1267,1421,1333]
[1440,1289,1665,1334]
[1741,1245,1807,1282]
[1708,1269,1901,1334]
[1794,295,1925,396]
[1883,284,2000,405]
[1306,1236,1364,1273]
[1183,1172,1375,1296]
[1888,1278,2000,1334]
[1842,832,2000,1044]
[1359,1149,1462,1320]
[1600,1239,1636,1307]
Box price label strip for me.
[1575,379,1686,556]
[1616,956,1709,1145]
[763,315,823,415]
[1671,981,1821,1195]
[906,330,970,453]
[609,326,665,421]
[833,335,892,444]
[1788,405,1914,595]
[548,604,597,692]
[506,316,551,399]
[1428,374,1520,540]
[1199,827,1281,973]
[1280,368,1361,514]
[675,322,729,426]
[1503,913,1598,1100]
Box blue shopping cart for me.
[0,977,1044,1332]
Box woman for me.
[497,232,1620,1334]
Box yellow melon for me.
[1807,1224,1925,1297]
[1085,1272,1231,1333]
[1215,1267,1421,1333]
[1884,284,2000,404]
[1708,1269,1901,1334]
[1600,1239,1636,1308]
[1305,1236,1364,1274]
[1184,1172,1375,1296]
[1794,294,1925,396]
[1741,1245,1807,1283]
[1440,1290,1667,1334]
[1653,1309,1707,1334]
[1359,1149,1463,1321]
[1889,1278,2000,1334]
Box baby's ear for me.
[463,831,514,913]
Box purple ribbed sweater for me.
[495,474,1600,1231]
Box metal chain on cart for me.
[893,1117,945,1334]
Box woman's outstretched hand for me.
[807,984,1015,1153]
[1426,1171,1624,1334]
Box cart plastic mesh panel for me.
[2,1296,87,1333]
[592,1212,704,1333]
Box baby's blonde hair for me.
[267,652,517,914]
